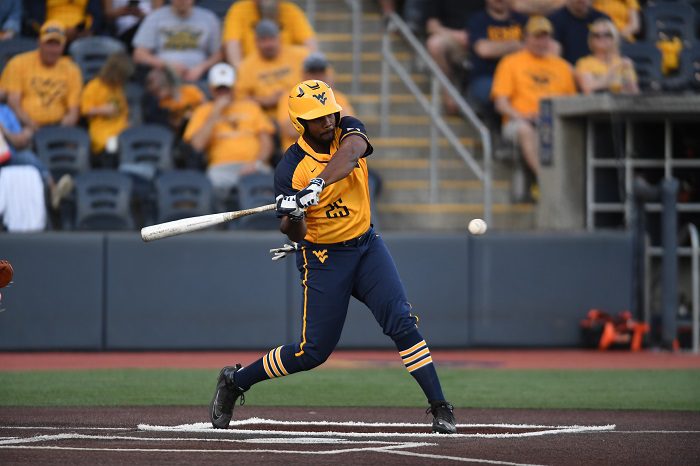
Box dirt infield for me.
[1,406,699,465]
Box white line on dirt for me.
[0,426,131,431]
[376,448,546,465]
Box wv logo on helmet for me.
[312,92,327,105]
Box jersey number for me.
[325,198,350,218]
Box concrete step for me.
[333,72,430,95]
[380,179,511,204]
[313,12,383,33]
[374,203,536,231]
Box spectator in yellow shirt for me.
[276,52,355,154]
[575,19,638,95]
[222,0,317,68]
[184,63,275,209]
[592,0,640,42]
[1,21,82,130]
[491,16,576,180]
[80,52,134,164]
[235,20,308,119]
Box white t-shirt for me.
[132,5,221,69]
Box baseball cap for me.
[255,19,280,38]
[40,20,67,45]
[525,16,553,35]
[304,52,329,72]
[208,63,236,88]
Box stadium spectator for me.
[277,52,356,155]
[424,0,484,114]
[548,0,610,65]
[0,90,74,210]
[466,0,527,110]
[132,0,222,83]
[102,0,164,50]
[80,52,134,166]
[592,0,640,42]
[142,66,205,169]
[1,20,82,129]
[491,16,576,186]
[0,0,21,40]
[183,63,275,209]
[142,66,205,135]
[575,19,639,95]
[222,0,317,69]
[235,20,307,119]
[21,0,104,41]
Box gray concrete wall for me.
[0,231,633,350]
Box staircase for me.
[309,0,536,231]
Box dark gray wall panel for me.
[105,232,288,349]
[0,233,104,349]
[468,232,633,346]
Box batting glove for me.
[269,242,299,261]
[295,178,325,209]
[276,194,305,222]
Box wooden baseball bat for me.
[141,203,276,242]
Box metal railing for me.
[379,13,492,224]
[305,0,362,96]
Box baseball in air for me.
[468,218,487,235]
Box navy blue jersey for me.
[467,10,528,78]
[548,6,610,64]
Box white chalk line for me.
[138,419,616,439]
[0,426,131,431]
[377,449,546,466]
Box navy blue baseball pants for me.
[234,228,445,402]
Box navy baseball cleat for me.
[427,400,457,434]
[210,364,246,429]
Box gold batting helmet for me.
[288,80,343,136]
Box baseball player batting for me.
[210,79,457,434]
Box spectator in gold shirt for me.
[184,63,275,209]
[1,21,82,130]
[575,19,638,95]
[235,20,308,119]
[222,0,317,68]
[80,52,134,165]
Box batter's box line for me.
[138,419,616,439]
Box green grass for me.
[1,368,698,410]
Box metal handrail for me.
[380,13,492,224]
[306,0,362,96]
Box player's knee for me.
[297,347,332,370]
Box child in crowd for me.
[80,52,134,167]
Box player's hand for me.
[295,178,325,208]
[276,194,305,222]
[269,242,299,261]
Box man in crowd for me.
[467,0,527,110]
[1,20,82,129]
[491,16,576,191]
[222,0,317,69]
[424,0,484,114]
[235,20,308,119]
[548,0,610,64]
[132,0,222,83]
[183,63,275,210]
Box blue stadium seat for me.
[74,170,134,231]
[118,124,174,172]
[644,2,697,45]
[68,36,126,82]
[0,37,36,74]
[34,126,91,180]
[125,82,144,126]
[233,172,278,230]
[154,170,214,224]
[621,42,664,92]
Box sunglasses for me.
[591,31,614,39]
